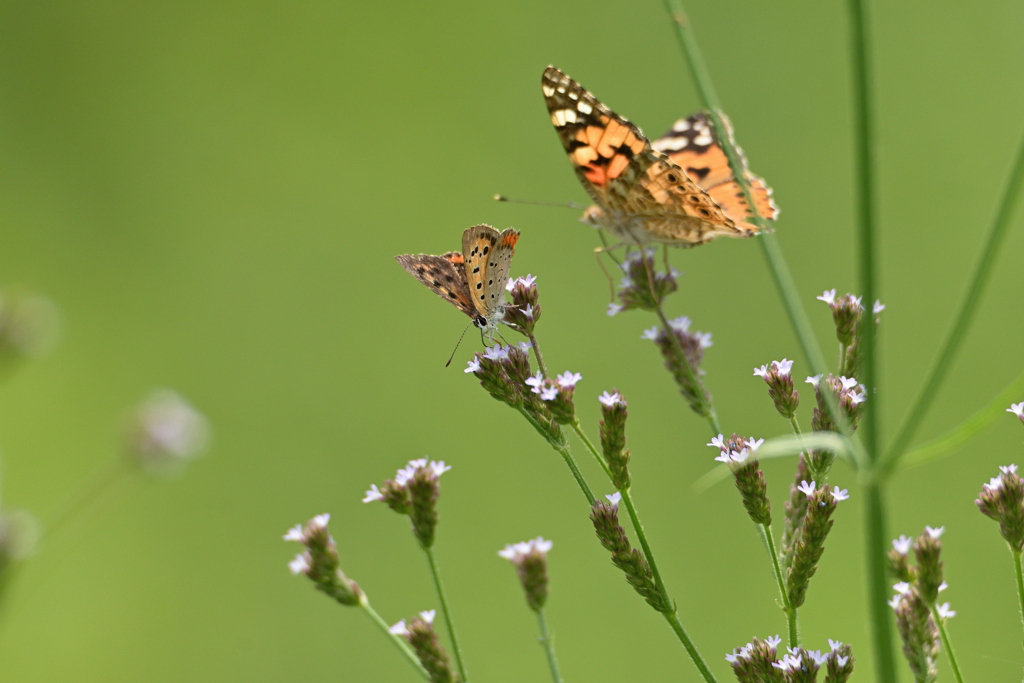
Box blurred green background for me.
[0,0,1022,680]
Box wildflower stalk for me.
[757,524,797,646]
[929,605,964,683]
[522,408,594,504]
[527,331,550,380]
[863,480,897,683]
[536,608,563,683]
[572,419,716,682]
[424,547,468,683]
[358,597,432,680]
[1015,549,1024,648]
[883,129,1024,471]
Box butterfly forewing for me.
[652,112,778,233]
[462,224,519,320]
[395,253,476,319]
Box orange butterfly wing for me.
[652,111,778,233]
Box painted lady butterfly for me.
[542,66,777,247]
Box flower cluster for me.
[642,316,713,417]
[498,537,552,611]
[589,493,670,613]
[754,358,800,419]
[283,514,361,606]
[976,464,1024,551]
[599,389,631,490]
[363,459,452,548]
[786,480,848,609]
[607,249,678,314]
[887,526,954,682]
[726,635,854,683]
[503,274,540,334]
[390,610,460,683]
[708,434,770,526]
[1009,402,1024,425]
[816,289,884,377]
[123,390,210,475]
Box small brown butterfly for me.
[396,225,520,338]
[542,66,777,247]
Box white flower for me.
[522,304,535,320]
[838,376,859,391]
[127,390,210,472]
[708,434,726,450]
[714,452,732,463]
[837,655,849,667]
[483,345,508,361]
[729,449,750,464]
[806,374,823,387]
[607,303,624,316]
[925,525,945,539]
[849,389,867,405]
[619,275,634,289]
[540,385,559,401]
[419,609,436,624]
[888,594,902,609]
[498,537,553,562]
[753,364,770,378]
[936,602,956,619]
[938,581,948,593]
[874,300,885,314]
[984,476,1004,491]
[828,639,843,652]
[429,461,451,477]
[808,650,828,667]
[1002,464,1018,475]
[505,278,515,292]
[556,371,581,388]
[892,535,912,555]
[1009,403,1024,418]
[831,486,850,502]
[766,635,782,649]
[289,552,311,575]
[642,326,660,341]
[599,391,621,407]
[363,484,385,503]
[525,371,544,393]
[725,651,742,664]
[389,620,409,636]
[774,359,794,376]
[283,524,304,542]
[605,492,621,508]
[517,341,532,352]
[893,582,910,595]
[669,316,691,332]
[817,289,837,305]
[797,480,817,496]
[311,513,330,529]
[745,437,764,452]
[696,332,713,348]
[465,358,481,374]
[520,274,537,287]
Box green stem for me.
[1013,549,1024,650]
[527,331,550,380]
[839,342,848,375]
[759,524,798,647]
[424,546,469,683]
[930,605,965,683]
[663,612,719,683]
[863,480,898,683]
[517,408,595,504]
[882,129,1024,472]
[570,419,613,480]
[536,608,564,683]
[359,597,431,680]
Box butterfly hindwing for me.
[395,253,475,319]
[652,111,778,233]
[462,224,519,320]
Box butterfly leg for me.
[594,234,625,302]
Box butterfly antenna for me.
[445,321,474,368]
[494,194,586,210]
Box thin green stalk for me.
[536,608,564,683]
[839,343,848,375]
[518,408,595,504]
[424,547,469,683]
[863,480,898,683]
[527,331,550,380]
[359,597,431,680]
[663,612,719,683]
[45,456,131,541]
[758,524,797,647]
[570,419,613,480]
[883,129,1024,471]
[930,605,965,683]
[1013,549,1024,650]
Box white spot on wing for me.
[542,85,555,97]
[568,92,578,100]
[557,86,566,94]
[673,119,691,131]
[551,110,566,126]
[693,134,713,146]
[577,101,593,115]
[561,108,577,123]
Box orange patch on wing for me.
[606,153,631,180]
[500,231,519,248]
[597,121,629,158]
[444,252,465,265]
[666,146,732,189]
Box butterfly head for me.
[580,205,605,227]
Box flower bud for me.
[498,537,552,611]
[612,250,678,313]
[363,459,451,548]
[753,358,800,419]
[283,514,362,606]
[976,464,1024,551]
[391,610,459,683]
[787,483,846,609]
[589,493,669,613]
[503,275,540,334]
[599,390,631,490]
[643,317,713,417]
[913,527,944,604]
